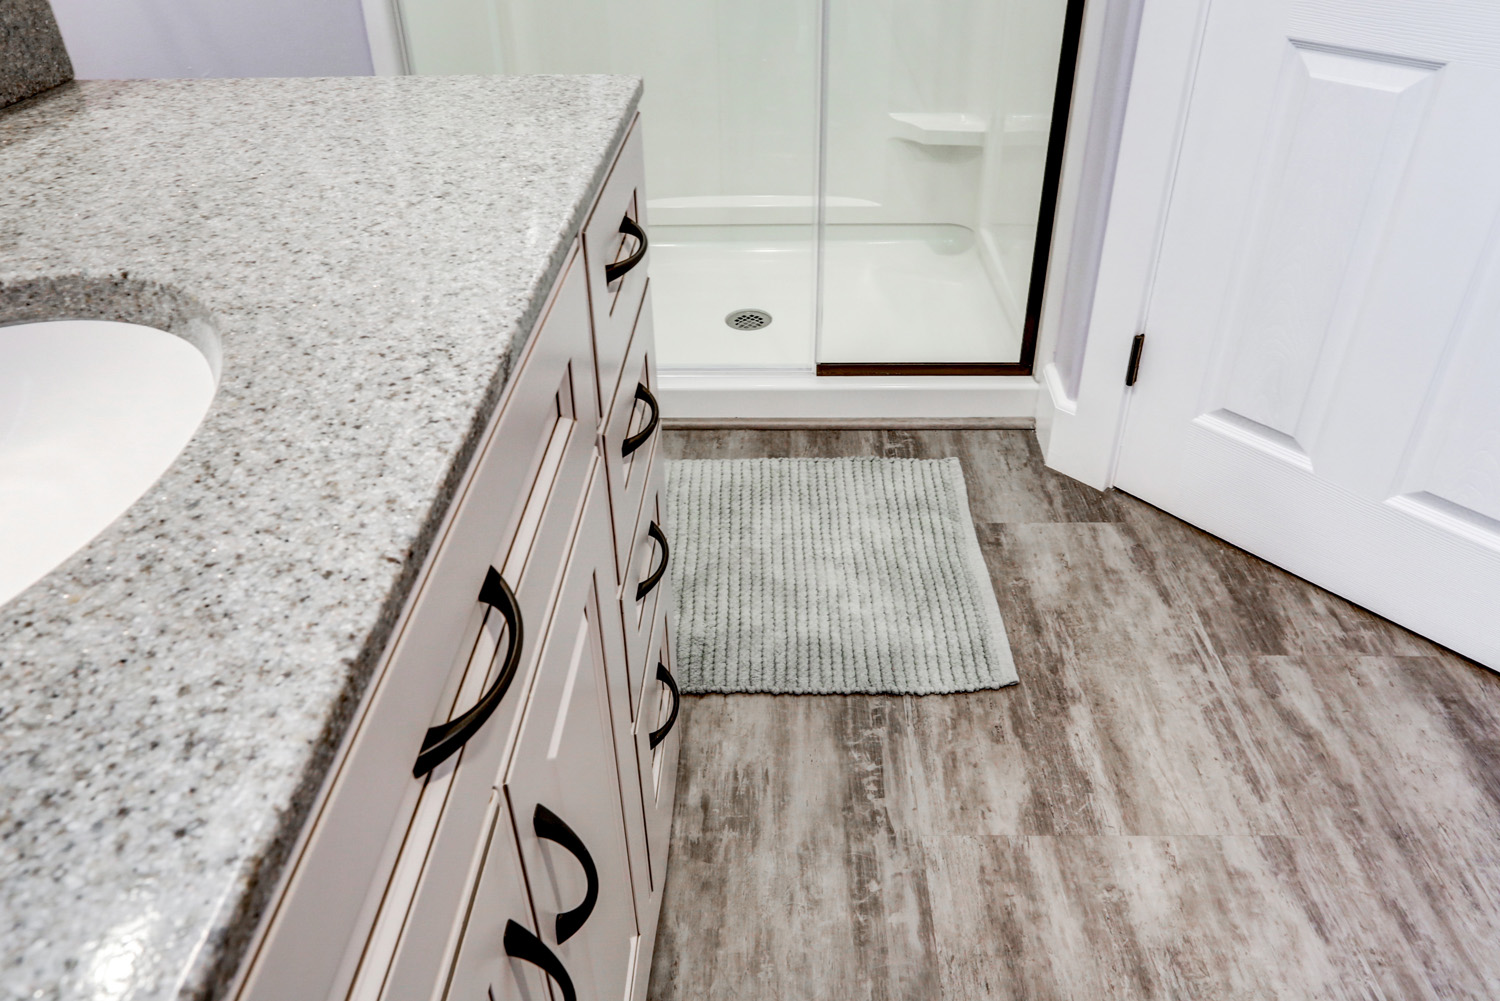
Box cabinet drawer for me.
[503,471,639,1001]
[583,116,648,413]
[618,461,668,716]
[368,419,592,1001]
[601,288,660,581]
[441,792,552,1001]
[635,604,680,893]
[238,247,597,1001]
[630,602,681,1001]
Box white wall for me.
[50,0,375,78]
[821,0,985,226]
[400,0,1070,252]
[430,0,822,223]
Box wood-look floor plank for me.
[649,429,1500,1001]
[1114,494,1447,659]
[923,833,1496,1001]
[650,694,938,1000]
[884,429,1121,524]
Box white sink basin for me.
[0,319,217,606]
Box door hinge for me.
[1125,333,1146,387]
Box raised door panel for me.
[505,472,639,1001]
[583,117,649,414]
[1205,45,1436,456]
[1114,0,1500,665]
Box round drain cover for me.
[725,309,772,331]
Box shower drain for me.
[725,309,773,331]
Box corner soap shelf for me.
[889,112,987,147]
[888,112,1051,147]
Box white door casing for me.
[1114,0,1500,667]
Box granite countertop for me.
[0,74,640,1001]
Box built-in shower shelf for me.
[888,112,987,147]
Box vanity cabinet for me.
[235,115,677,1001]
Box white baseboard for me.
[1034,360,1116,490]
[664,417,1035,429]
[658,369,1040,421]
[1034,361,1078,456]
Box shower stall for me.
[394,0,1082,407]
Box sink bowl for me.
[0,319,217,606]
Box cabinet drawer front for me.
[624,602,680,1001]
[238,248,597,1001]
[371,421,593,1001]
[440,793,553,1001]
[618,463,667,716]
[635,602,681,900]
[504,473,640,1001]
[602,289,659,582]
[583,117,648,414]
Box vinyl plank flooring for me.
[651,694,938,1001]
[968,520,1292,836]
[884,428,1122,524]
[1113,495,1447,660]
[649,429,1500,1001]
[663,428,887,461]
[922,833,1493,1001]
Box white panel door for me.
[1115,0,1500,667]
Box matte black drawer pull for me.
[604,215,648,285]
[503,920,575,1001]
[412,567,523,778]
[636,522,669,602]
[532,804,598,944]
[648,662,680,750]
[620,382,659,459]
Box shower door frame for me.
[812,0,1091,378]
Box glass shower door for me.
[815,0,1078,373]
[400,0,823,373]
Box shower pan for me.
[395,0,1083,406]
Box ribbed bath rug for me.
[665,457,1018,695]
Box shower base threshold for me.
[657,368,1038,421]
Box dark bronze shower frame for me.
[815,0,1090,378]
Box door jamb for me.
[362,0,411,75]
[1035,0,1213,489]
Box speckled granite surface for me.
[0,0,73,108]
[0,75,639,1001]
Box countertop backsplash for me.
[0,0,73,108]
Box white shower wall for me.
[439,0,824,223]
[398,0,1069,368]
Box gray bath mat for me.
[665,457,1018,695]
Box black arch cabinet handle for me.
[636,522,669,602]
[413,567,523,778]
[648,662,680,750]
[503,920,576,1001]
[532,804,598,944]
[604,215,648,285]
[620,382,659,459]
